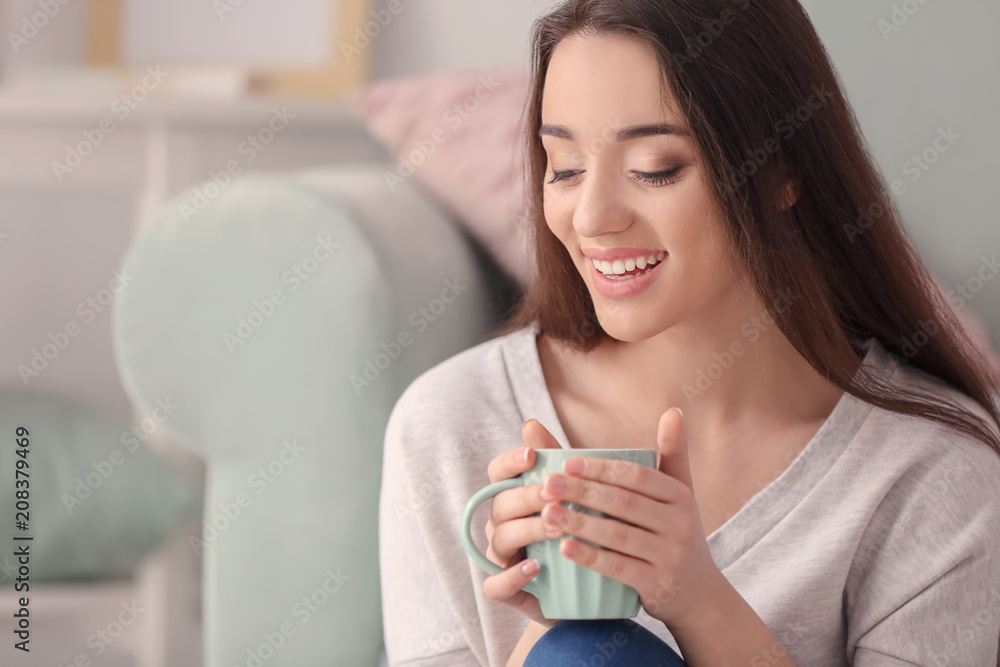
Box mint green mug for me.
[460,447,657,619]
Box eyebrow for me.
[539,123,692,141]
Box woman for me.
[379,0,1000,665]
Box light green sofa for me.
[111,166,520,667]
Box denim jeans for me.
[523,618,687,666]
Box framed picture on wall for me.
[85,0,375,98]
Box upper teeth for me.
[592,252,666,276]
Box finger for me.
[487,444,534,484]
[485,541,521,570]
[656,408,694,492]
[559,457,687,506]
[522,417,563,451]
[557,537,655,594]
[491,516,564,560]
[482,558,541,605]
[540,473,667,533]
[486,418,563,484]
[541,502,663,562]
[488,483,547,526]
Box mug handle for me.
[460,477,543,597]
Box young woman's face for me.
[541,32,747,342]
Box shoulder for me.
[867,350,1000,486]
[848,348,1000,555]
[384,325,534,454]
[843,352,1000,653]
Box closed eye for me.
[547,170,582,185]
[547,166,684,186]
[632,166,683,186]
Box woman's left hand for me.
[538,407,727,630]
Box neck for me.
[581,284,849,455]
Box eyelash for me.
[546,167,683,186]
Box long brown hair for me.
[494,0,1000,456]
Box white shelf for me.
[0,66,367,129]
[0,87,363,130]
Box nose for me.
[572,164,634,238]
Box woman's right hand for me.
[482,418,564,627]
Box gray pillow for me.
[0,389,201,582]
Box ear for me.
[776,163,799,211]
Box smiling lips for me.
[590,251,666,278]
[582,247,668,298]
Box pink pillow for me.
[348,69,534,288]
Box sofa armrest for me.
[112,166,509,666]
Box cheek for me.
[655,172,726,248]
[543,195,571,241]
[648,186,738,288]
[646,183,713,250]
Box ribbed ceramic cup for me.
[460,448,657,619]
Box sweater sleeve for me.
[379,372,530,667]
[379,386,483,666]
[846,434,1000,666]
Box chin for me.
[591,305,667,344]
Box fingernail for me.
[560,539,579,557]
[672,407,683,419]
[563,458,585,475]
[522,418,536,428]
[546,504,568,526]
[543,520,563,537]
[520,559,539,576]
[518,446,531,463]
[543,474,566,496]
